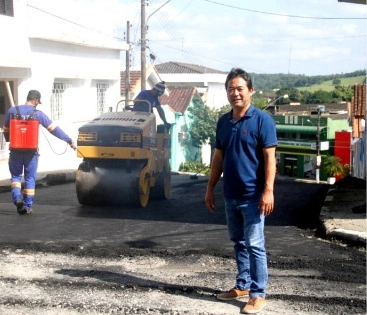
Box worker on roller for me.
[134,81,170,128]
[2,90,76,215]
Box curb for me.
[0,171,77,193]
[320,188,367,246]
[43,172,76,185]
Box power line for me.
[27,4,127,42]
[153,34,366,44]
[147,0,202,65]
[148,39,260,72]
[159,0,195,30]
[203,0,367,20]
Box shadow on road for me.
[74,178,327,231]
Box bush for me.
[179,161,211,176]
[321,155,344,177]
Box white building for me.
[155,62,228,109]
[0,0,129,165]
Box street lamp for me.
[140,0,171,90]
[263,94,289,112]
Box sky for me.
[28,0,367,76]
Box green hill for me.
[297,75,366,92]
[251,70,366,90]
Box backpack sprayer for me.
[9,107,39,150]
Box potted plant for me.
[321,155,344,184]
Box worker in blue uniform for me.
[134,81,170,128]
[2,90,76,215]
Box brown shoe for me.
[217,288,250,300]
[243,296,266,314]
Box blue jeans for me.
[224,197,268,298]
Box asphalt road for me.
[0,175,365,314]
[0,175,327,257]
[0,174,357,256]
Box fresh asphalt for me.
[0,172,321,254]
[0,147,365,247]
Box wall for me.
[207,82,228,109]
[0,0,129,163]
[334,131,352,166]
[352,135,366,180]
[160,103,201,172]
[159,73,228,109]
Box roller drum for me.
[76,160,145,206]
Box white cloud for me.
[340,23,359,35]
[293,46,350,61]
[192,14,210,25]
[227,35,248,46]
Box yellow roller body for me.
[75,104,171,207]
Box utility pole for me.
[141,0,171,91]
[141,0,146,90]
[315,105,325,184]
[316,110,321,183]
[125,21,131,101]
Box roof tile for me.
[120,70,141,96]
[160,86,196,113]
[155,62,227,74]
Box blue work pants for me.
[8,150,39,210]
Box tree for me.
[288,88,301,102]
[187,94,219,151]
[331,85,353,102]
[251,93,268,109]
[300,90,312,104]
[218,104,231,116]
[277,88,300,103]
[309,90,332,104]
[247,70,366,90]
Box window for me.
[50,82,72,121]
[0,0,14,17]
[96,83,109,114]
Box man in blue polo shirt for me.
[205,68,277,314]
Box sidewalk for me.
[320,176,366,245]
[0,155,366,246]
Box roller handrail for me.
[115,99,152,113]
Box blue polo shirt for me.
[215,105,277,199]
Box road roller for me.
[75,100,171,207]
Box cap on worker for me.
[154,81,166,95]
[27,90,42,104]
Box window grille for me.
[97,83,109,114]
[50,82,72,121]
[0,0,14,17]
